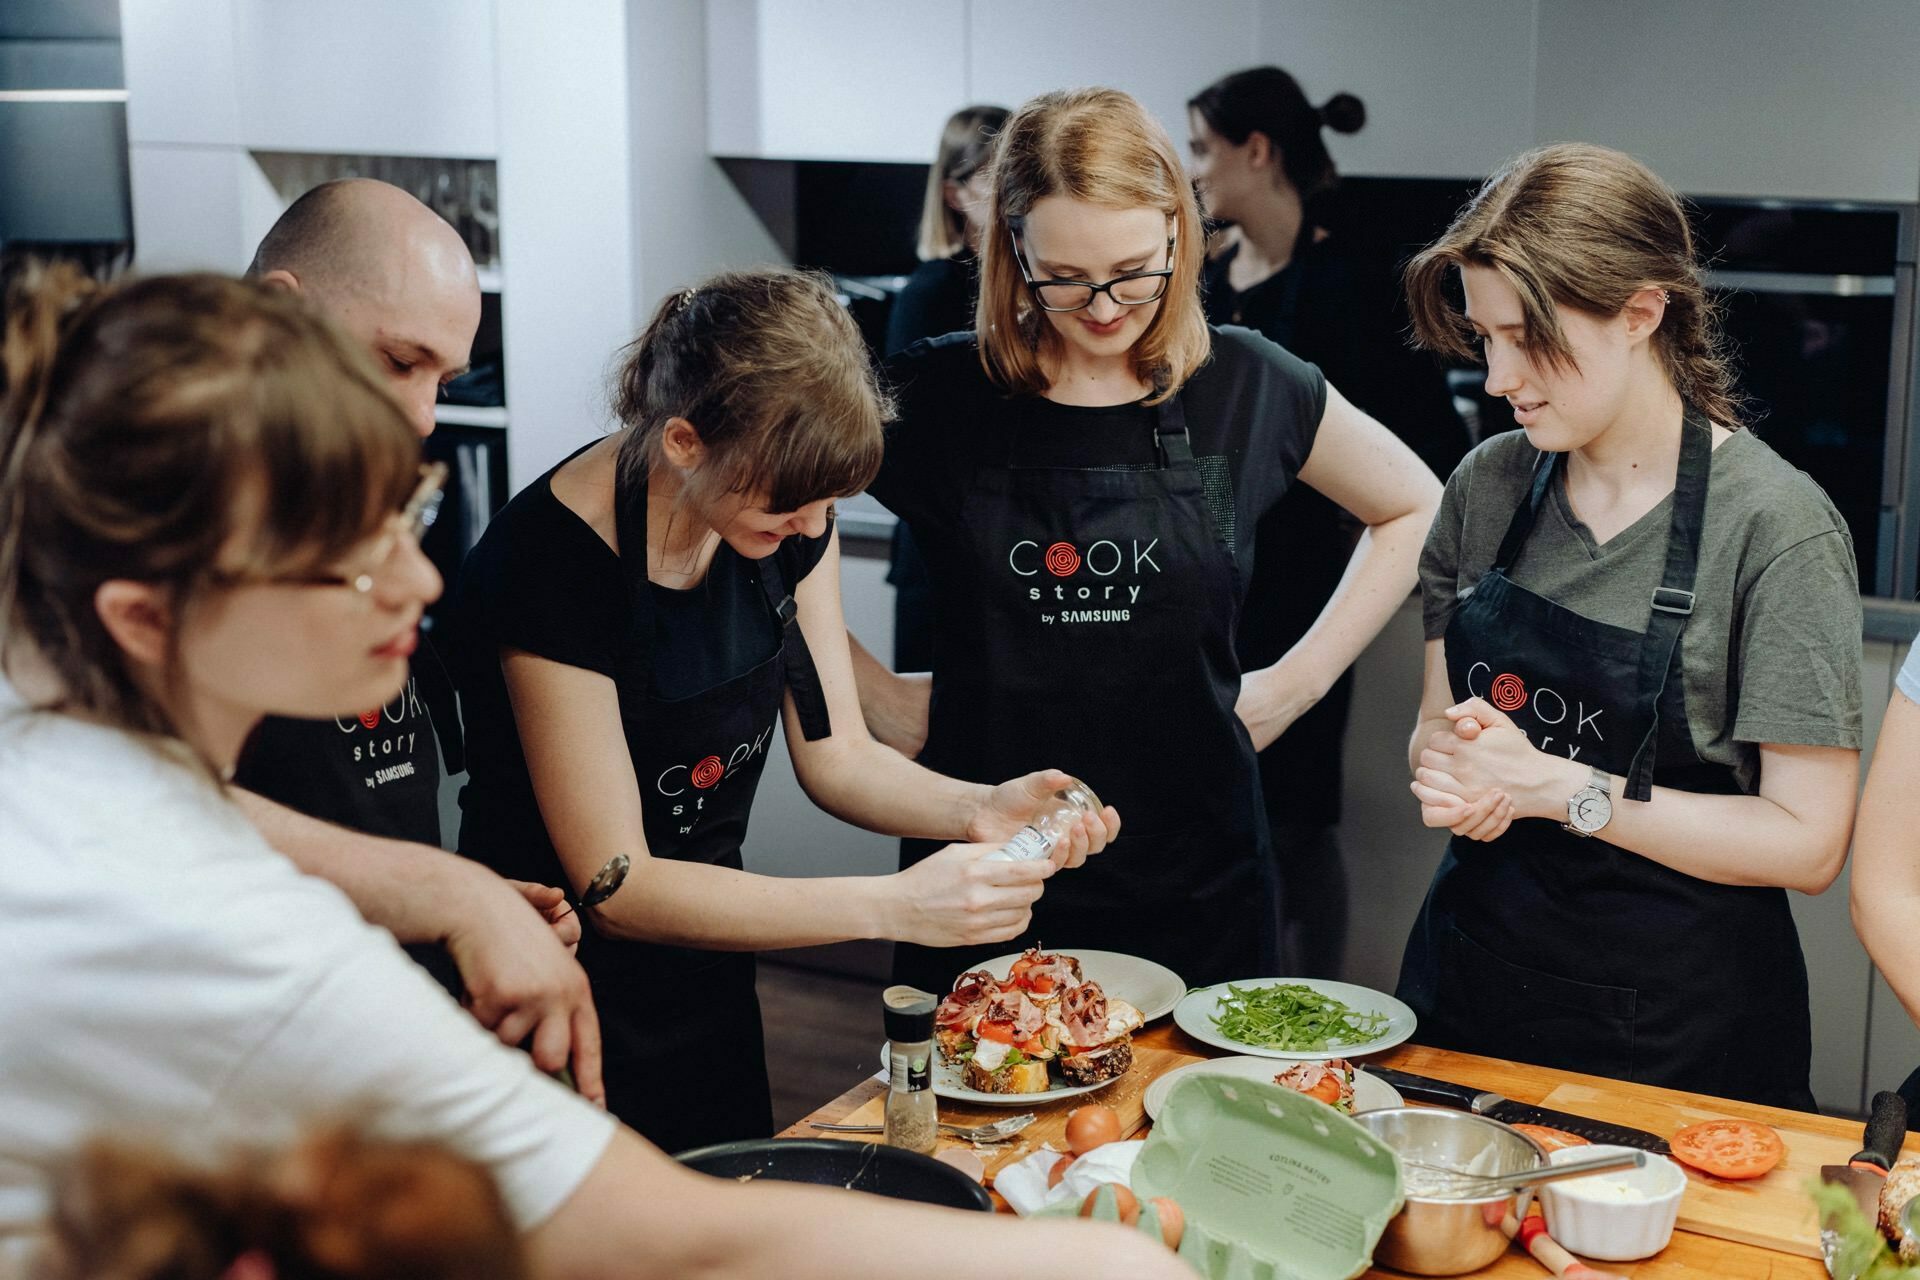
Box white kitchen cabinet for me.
[1251,0,1536,180]
[1533,0,1920,202]
[706,0,966,162]
[121,0,241,146]
[230,0,497,158]
[966,0,1262,150]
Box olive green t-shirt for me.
[1420,428,1863,793]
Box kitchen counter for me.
[787,1019,1920,1276]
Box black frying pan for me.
[675,1138,993,1212]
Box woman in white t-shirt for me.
[0,266,1189,1280]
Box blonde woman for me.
[858,88,1441,993]
[1402,144,1861,1107]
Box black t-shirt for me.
[1202,236,1469,823]
[447,451,832,885]
[232,644,458,847]
[869,324,1326,655]
[885,254,977,358]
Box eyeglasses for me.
[239,462,447,595]
[1011,227,1177,313]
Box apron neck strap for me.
[612,460,835,742]
[1154,389,1193,468]
[1620,405,1713,800]
[1491,448,1559,573]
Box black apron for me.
[893,390,1272,993]
[587,472,834,1152]
[1396,412,1814,1108]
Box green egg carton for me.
[1045,1074,1404,1280]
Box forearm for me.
[792,735,988,840]
[230,787,480,942]
[528,1130,1184,1280]
[1523,756,1849,893]
[1855,887,1920,1028]
[846,630,931,755]
[1262,514,1425,713]
[586,857,901,949]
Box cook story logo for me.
[1008,535,1162,625]
[1464,661,1606,760]
[654,723,776,835]
[339,676,429,787]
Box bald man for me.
[232,180,603,1103]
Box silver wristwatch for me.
[1562,766,1614,837]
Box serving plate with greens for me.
[1172,978,1416,1060]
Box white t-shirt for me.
[0,682,615,1265]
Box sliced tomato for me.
[1512,1124,1590,1154]
[1022,974,1058,994]
[976,1021,1019,1045]
[1669,1119,1783,1180]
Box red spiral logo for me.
[1490,673,1528,713]
[690,755,725,789]
[1045,542,1080,577]
[358,708,382,730]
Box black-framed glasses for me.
[236,461,448,594]
[1010,228,1177,313]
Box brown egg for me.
[1047,1154,1074,1189]
[1150,1197,1185,1249]
[1079,1182,1140,1225]
[1065,1104,1122,1155]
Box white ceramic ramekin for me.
[1538,1144,1686,1261]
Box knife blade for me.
[1820,1090,1907,1279]
[1368,1066,1672,1154]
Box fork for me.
[810,1113,1038,1143]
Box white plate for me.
[1172,978,1417,1060]
[880,1040,1121,1107]
[970,948,1185,1022]
[1143,1056,1405,1120]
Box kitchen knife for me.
[1820,1090,1907,1279]
[1368,1066,1672,1154]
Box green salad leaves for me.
[1210,983,1389,1052]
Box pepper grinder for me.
[882,985,939,1154]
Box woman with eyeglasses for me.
[1185,67,1470,979]
[448,268,1119,1151]
[856,88,1442,994]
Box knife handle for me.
[1367,1067,1487,1111]
[1856,1090,1909,1172]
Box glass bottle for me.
[882,985,939,1154]
[985,777,1103,862]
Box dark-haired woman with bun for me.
[1187,67,1468,978]
[1400,144,1861,1107]
[450,268,1118,1152]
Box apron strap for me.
[612,463,835,744]
[1491,448,1558,573]
[1620,407,1714,801]
[753,539,834,742]
[1154,391,1194,468]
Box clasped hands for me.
[1410,697,1586,842]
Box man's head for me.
[249,179,481,438]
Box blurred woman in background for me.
[1188,65,1468,977]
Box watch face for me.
[1571,788,1611,831]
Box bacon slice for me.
[935,971,998,1028]
[980,987,1048,1038]
[1058,980,1113,1048]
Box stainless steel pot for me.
[1355,1107,1547,1275]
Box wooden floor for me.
[758,959,887,1131]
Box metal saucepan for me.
[1356,1107,1548,1276]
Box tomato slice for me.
[977,1021,1019,1044]
[1023,974,1057,994]
[1669,1119,1784,1180]
[1512,1124,1590,1154]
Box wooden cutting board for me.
[815,1042,1204,1181]
[1542,1082,1920,1259]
